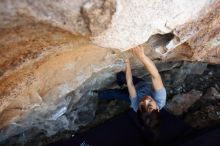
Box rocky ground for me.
[2,61,220,146]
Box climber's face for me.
[139,96,159,113]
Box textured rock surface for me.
[0,0,220,144]
[93,0,213,49]
[0,22,129,141]
[166,90,203,115]
[1,0,219,55]
[0,0,116,36]
[172,1,220,63]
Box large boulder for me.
[0,22,125,141]
[0,0,220,143]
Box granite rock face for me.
[0,0,220,143]
[166,90,203,115]
[0,23,124,141]
[0,0,116,36]
[93,0,213,49]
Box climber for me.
[90,45,166,125]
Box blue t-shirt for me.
[130,81,166,112]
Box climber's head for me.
[138,96,160,128]
[139,95,159,113]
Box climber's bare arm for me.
[125,59,137,99]
[132,46,164,90]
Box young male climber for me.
[90,45,166,126]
